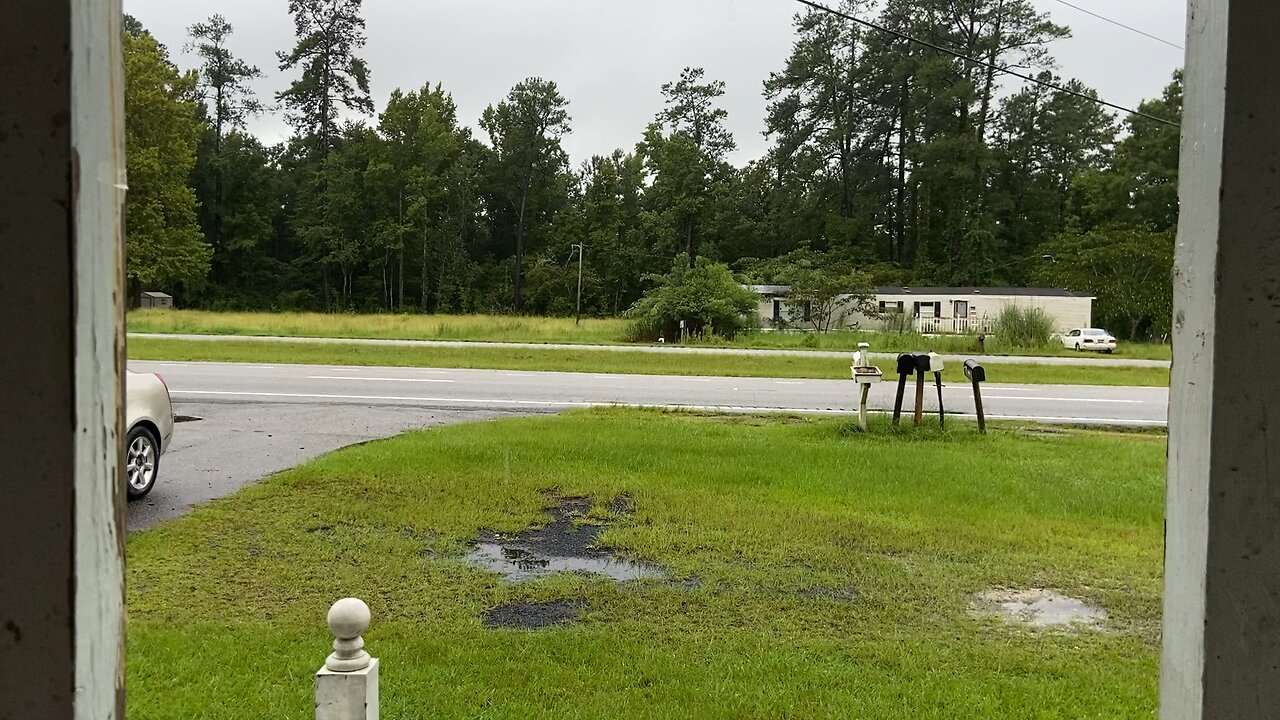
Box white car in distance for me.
[1062,328,1117,354]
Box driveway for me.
[126,401,522,531]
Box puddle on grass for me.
[465,497,665,584]
[976,589,1107,628]
[482,601,581,629]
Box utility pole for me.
[571,243,584,325]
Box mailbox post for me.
[892,354,915,426]
[964,360,987,433]
[910,353,945,428]
[850,342,882,431]
[916,353,926,422]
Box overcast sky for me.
[124,0,1186,166]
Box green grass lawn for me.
[129,308,631,344]
[128,309,1173,361]
[127,410,1165,719]
[128,337,1171,387]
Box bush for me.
[625,256,760,341]
[993,306,1056,348]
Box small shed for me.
[139,291,173,309]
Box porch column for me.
[0,0,127,718]
[1163,1,1280,717]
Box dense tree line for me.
[123,0,1181,338]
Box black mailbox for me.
[964,359,988,433]
[964,360,986,383]
[892,354,915,425]
[896,353,916,376]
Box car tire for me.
[1075,343,1082,351]
[126,425,160,500]
[1105,349,1114,355]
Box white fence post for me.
[316,598,379,720]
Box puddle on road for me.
[482,601,581,629]
[976,589,1107,628]
[464,497,665,584]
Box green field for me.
[127,409,1166,719]
[129,309,1174,361]
[128,337,1172,387]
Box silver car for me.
[126,371,174,500]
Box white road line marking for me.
[175,390,590,407]
[308,376,455,384]
[984,396,1143,404]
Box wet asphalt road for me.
[126,360,1168,531]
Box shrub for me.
[625,256,760,341]
[993,306,1056,348]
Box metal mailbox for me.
[965,360,987,433]
[894,352,946,427]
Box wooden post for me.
[1162,1,1280,716]
[892,356,911,426]
[972,378,986,434]
[934,372,945,429]
[913,369,926,427]
[858,383,871,431]
[317,599,380,720]
[0,0,126,716]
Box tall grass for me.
[128,309,630,345]
[992,306,1057,349]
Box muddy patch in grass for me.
[465,496,664,583]
[482,601,582,629]
[975,589,1107,629]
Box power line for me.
[1049,0,1183,51]
[791,0,1179,128]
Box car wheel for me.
[1105,349,1114,355]
[126,425,160,500]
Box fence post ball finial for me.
[325,598,372,672]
